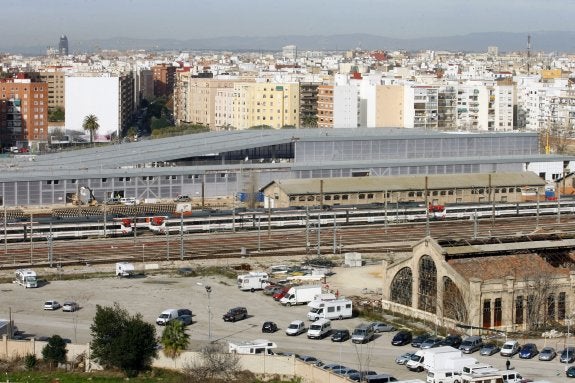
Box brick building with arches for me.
[381,236,575,333]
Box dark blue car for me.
[519,343,538,359]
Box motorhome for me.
[116,262,135,277]
[14,269,38,288]
[228,339,277,355]
[460,370,504,383]
[237,272,270,291]
[307,298,353,321]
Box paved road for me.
[0,268,569,382]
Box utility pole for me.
[332,211,337,254]
[180,211,184,260]
[317,215,321,257]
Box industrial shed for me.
[261,172,547,209]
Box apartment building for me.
[28,68,66,111]
[152,63,176,97]
[220,82,300,130]
[317,84,334,128]
[173,74,235,128]
[0,74,49,150]
[375,85,405,128]
[299,82,319,127]
[65,72,134,138]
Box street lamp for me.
[205,285,212,341]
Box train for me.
[0,218,133,243]
[147,199,575,235]
[1,199,573,243]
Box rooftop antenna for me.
[527,34,531,75]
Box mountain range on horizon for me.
[4,30,575,55]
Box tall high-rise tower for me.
[58,35,68,56]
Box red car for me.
[272,287,290,301]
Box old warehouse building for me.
[382,236,575,333]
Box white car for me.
[43,300,61,310]
[62,301,79,312]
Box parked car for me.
[333,367,359,377]
[222,307,247,322]
[519,343,538,359]
[567,366,575,378]
[296,354,322,366]
[331,329,351,342]
[174,314,193,326]
[391,330,412,346]
[420,336,443,349]
[500,340,521,357]
[411,333,431,348]
[561,347,575,363]
[286,320,306,336]
[440,334,462,348]
[348,370,378,382]
[395,352,415,365]
[62,301,79,312]
[371,322,396,333]
[263,284,279,295]
[262,321,278,333]
[480,342,501,356]
[539,346,557,361]
[322,363,348,371]
[43,300,61,310]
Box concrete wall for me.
[0,336,349,383]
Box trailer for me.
[228,339,277,355]
[116,262,135,277]
[13,269,38,288]
[307,298,353,321]
[280,285,322,306]
[237,272,270,292]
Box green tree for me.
[301,115,318,128]
[48,107,65,122]
[161,320,189,364]
[41,334,68,367]
[82,114,100,143]
[90,303,157,377]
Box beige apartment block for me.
[174,74,235,129]
[29,69,66,111]
[231,82,300,130]
[375,85,404,128]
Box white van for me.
[286,320,306,336]
[306,318,331,339]
[427,370,462,383]
[156,309,179,325]
[500,371,523,383]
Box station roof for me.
[265,172,546,195]
[0,128,539,171]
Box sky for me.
[1,0,574,49]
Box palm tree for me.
[161,320,189,366]
[82,114,100,144]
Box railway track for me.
[1,215,574,270]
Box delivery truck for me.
[407,346,462,372]
[307,298,353,321]
[280,285,322,306]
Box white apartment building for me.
[65,72,134,138]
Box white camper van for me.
[237,272,270,291]
[14,269,38,288]
[116,262,135,277]
[228,339,277,355]
[307,298,353,321]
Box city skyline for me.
[1,0,575,52]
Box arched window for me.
[390,267,412,306]
[443,277,468,322]
[418,255,437,313]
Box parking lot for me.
[0,265,570,382]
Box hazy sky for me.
[1,0,574,47]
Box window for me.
[359,193,366,199]
[515,296,523,325]
[325,195,332,201]
[342,195,349,200]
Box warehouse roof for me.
[265,172,546,195]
